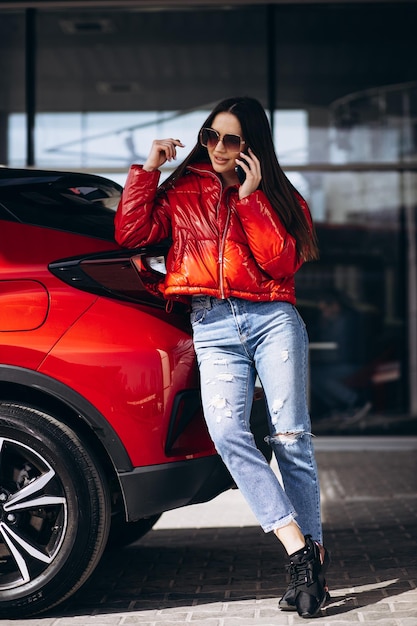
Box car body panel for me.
[119,456,233,521]
[0,168,221,475]
[38,297,216,466]
[0,279,49,330]
[0,223,116,369]
[0,363,134,471]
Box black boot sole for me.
[280,588,330,612]
[298,589,331,618]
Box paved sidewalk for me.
[4,437,417,626]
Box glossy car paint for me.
[0,220,216,467]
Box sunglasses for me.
[199,127,245,153]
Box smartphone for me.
[235,164,246,185]
[235,153,250,185]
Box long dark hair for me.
[161,96,319,262]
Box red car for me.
[0,168,268,618]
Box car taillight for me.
[49,246,171,308]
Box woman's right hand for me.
[143,138,185,171]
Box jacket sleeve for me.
[234,190,305,279]
[114,164,172,248]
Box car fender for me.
[0,364,133,472]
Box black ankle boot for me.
[278,536,329,618]
[279,539,330,612]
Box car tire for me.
[107,513,162,549]
[0,402,111,618]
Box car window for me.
[0,173,122,240]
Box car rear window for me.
[0,171,122,240]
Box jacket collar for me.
[186,161,216,176]
[186,161,240,193]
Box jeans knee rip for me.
[264,431,308,446]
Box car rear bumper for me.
[119,455,234,521]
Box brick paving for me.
[3,437,417,626]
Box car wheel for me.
[0,402,111,618]
[107,513,161,549]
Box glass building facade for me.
[1,1,416,434]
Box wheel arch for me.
[0,365,133,516]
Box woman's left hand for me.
[236,148,262,199]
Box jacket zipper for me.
[219,198,232,299]
[187,165,232,300]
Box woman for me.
[115,96,330,618]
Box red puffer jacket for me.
[115,162,309,304]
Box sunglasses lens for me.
[223,134,241,152]
[200,128,243,151]
[200,128,219,148]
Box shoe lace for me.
[287,560,314,588]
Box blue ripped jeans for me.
[191,296,322,543]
